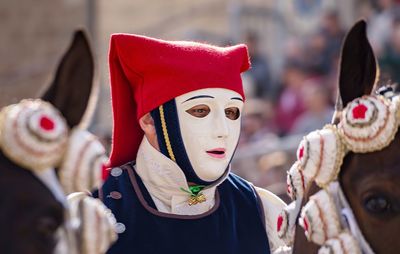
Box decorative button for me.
[111,167,123,177]
[115,222,126,234]
[109,191,122,200]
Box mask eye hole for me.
[186,104,210,118]
[225,107,240,120]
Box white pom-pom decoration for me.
[0,99,68,171]
[318,231,361,254]
[287,162,308,200]
[299,189,341,245]
[340,95,398,153]
[67,192,117,254]
[59,128,107,194]
[277,201,302,246]
[296,126,344,187]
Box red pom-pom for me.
[352,104,368,119]
[39,115,55,131]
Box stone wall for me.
[0,0,88,107]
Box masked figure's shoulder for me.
[253,185,287,252]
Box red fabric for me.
[107,33,250,171]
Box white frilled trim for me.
[318,231,361,254]
[286,162,308,201]
[339,95,398,153]
[67,192,117,254]
[299,189,341,245]
[59,128,107,194]
[0,99,68,171]
[296,125,345,187]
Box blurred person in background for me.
[274,61,309,136]
[283,37,305,64]
[239,98,277,146]
[290,83,334,134]
[319,10,346,68]
[244,31,275,101]
[379,15,400,84]
[368,0,399,54]
[305,10,345,76]
[304,31,331,75]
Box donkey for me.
[0,31,115,254]
[278,20,400,254]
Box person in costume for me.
[94,33,286,253]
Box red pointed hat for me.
[108,33,250,169]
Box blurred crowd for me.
[241,0,400,141]
[234,0,400,201]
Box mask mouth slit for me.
[206,148,226,156]
[207,151,225,155]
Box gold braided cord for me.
[159,105,176,162]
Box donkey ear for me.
[41,30,94,129]
[338,20,377,108]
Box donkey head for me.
[337,21,400,254]
[281,21,400,254]
[0,31,113,254]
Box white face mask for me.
[175,88,243,182]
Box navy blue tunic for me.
[95,162,270,254]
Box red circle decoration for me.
[277,214,284,232]
[39,115,55,131]
[298,146,304,160]
[277,208,290,240]
[341,95,398,153]
[0,99,68,171]
[352,103,368,119]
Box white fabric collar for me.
[135,137,228,215]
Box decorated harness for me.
[0,99,107,194]
[277,91,400,254]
